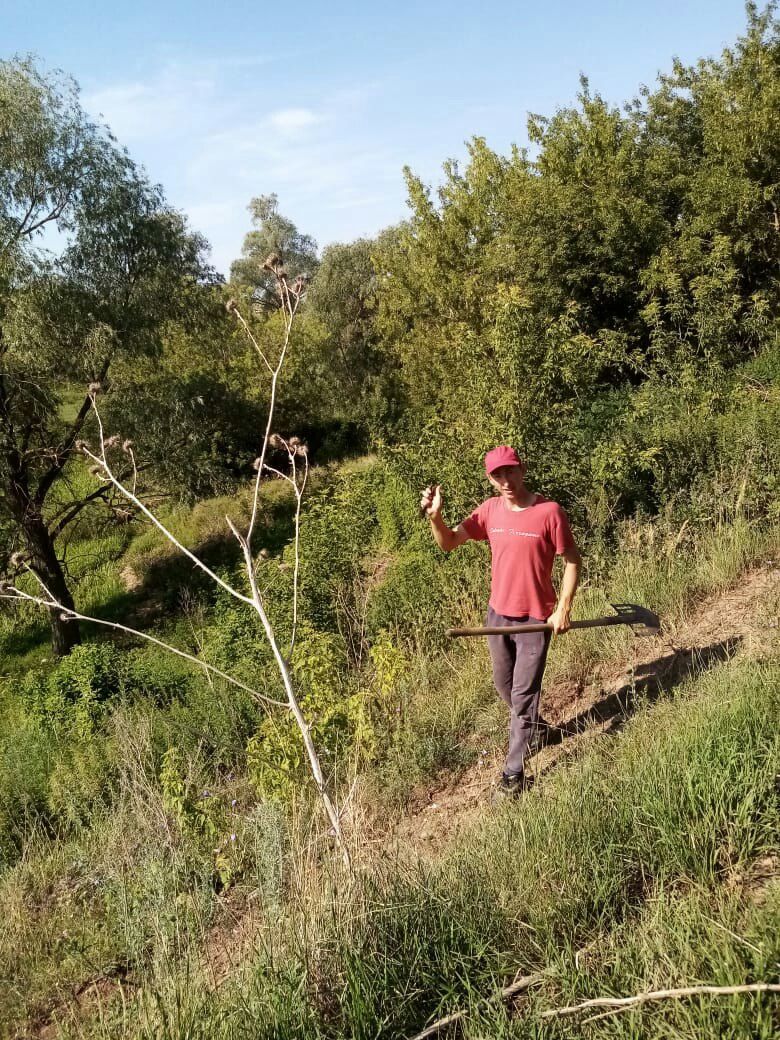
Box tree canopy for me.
[0,58,212,653]
[230,194,319,306]
[371,5,780,519]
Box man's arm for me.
[420,484,470,552]
[548,545,582,635]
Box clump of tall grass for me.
[73,651,778,1040]
[305,656,779,1038]
[465,880,780,1038]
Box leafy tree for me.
[374,5,780,522]
[306,237,401,436]
[230,194,318,306]
[639,2,780,370]
[0,58,210,654]
[105,291,270,498]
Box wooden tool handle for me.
[447,623,552,636]
[446,616,631,637]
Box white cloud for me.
[81,61,410,274]
[84,70,218,142]
[266,107,320,134]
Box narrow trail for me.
[31,564,779,1028]
[389,562,780,855]
[200,563,780,994]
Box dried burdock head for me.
[295,444,309,457]
[258,548,270,560]
[88,464,104,477]
[122,439,134,453]
[9,551,26,568]
[59,612,73,622]
[88,381,103,395]
[262,252,282,272]
[288,436,301,448]
[225,297,238,314]
[278,562,291,573]
[268,433,284,449]
[0,580,8,593]
[277,266,288,280]
[252,457,262,472]
[104,435,120,449]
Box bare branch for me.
[35,356,112,508]
[48,480,113,538]
[226,300,273,374]
[225,514,246,550]
[235,530,349,866]
[540,983,780,1021]
[230,276,302,548]
[409,970,544,1040]
[262,463,297,487]
[80,411,253,607]
[0,584,285,709]
[48,457,151,540]
[289,448,308,656]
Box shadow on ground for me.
[90,493,299,630]
[536,637,742,755]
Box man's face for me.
[488,463,526,497]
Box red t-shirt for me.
[461,495,575,619]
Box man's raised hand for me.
[420,483,442,518]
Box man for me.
[420,445,581,796]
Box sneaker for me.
[493,771,528,801]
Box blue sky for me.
[2,1,752,276]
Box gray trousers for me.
[486,605,551,776]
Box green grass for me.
[467,879,780,1038]
[0,457,777,1037]
[12,643,772,1040]
[296,655,779,1039]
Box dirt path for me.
[188,562,780,993]
[40,564,776,1018]
[390,563,780,855]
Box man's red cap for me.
[485,445,522,475]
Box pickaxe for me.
[446,603,660,638]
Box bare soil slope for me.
[391,563,780,854]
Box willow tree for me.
[0,58,210,655]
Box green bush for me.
[124,648,194,706]
[21,642,199,728]
[246,623,373,799]
[21,642,125,734]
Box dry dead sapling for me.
[1,258,350,865]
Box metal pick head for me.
[610,602,661,637]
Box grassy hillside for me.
[0,452,777,1037]
[2,12,780,1036]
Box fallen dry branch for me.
[409,971,544,1040]
[539,982,780,1020]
